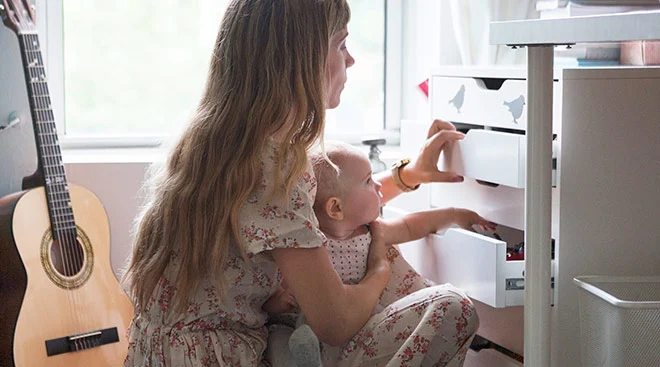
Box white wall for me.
[65,161,150,278]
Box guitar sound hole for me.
[50,237,85,277]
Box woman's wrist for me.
[366,259,390,286]
[394,160,422,191]
[399,165,421,187]
[367,256,390,275]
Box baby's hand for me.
[262,285,298,315]
[453,208,497,232]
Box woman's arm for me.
[381,208,496,245]
[271,221,390,346]
[376,119,465,204]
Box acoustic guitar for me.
[0,1,133,365]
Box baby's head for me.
[310,141,383,230]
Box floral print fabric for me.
[322,285,478,367]
[319,233,479,366]
[124,139,325,366]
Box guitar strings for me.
[23,33,86,345]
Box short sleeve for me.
[239,159,326,256]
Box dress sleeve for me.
[239,164,326,256]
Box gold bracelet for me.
[391,158,420,192]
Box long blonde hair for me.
[123,0,350,314]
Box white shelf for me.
[490,10,660,46]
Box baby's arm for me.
[381,207,496,245]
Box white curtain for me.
[449,0,539,65]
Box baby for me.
[264,141,495,366]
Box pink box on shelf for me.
[620,40,660,66]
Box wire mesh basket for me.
[573,276,660,367]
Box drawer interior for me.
[472,223,555,263]
[432,222,554,308]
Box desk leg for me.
[525,45,554,367]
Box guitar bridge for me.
[45,327,120,356]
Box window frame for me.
[40,0,402,149]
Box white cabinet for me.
[390,66,660,366]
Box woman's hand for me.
[262,285,298,316]
[366,219,391,279]
[400,119,465,186]
[452,208,497,232]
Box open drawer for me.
[430,225,554,308]
[430,75,560,133]
[440,129,557,189]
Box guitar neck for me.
[17,32,76,239]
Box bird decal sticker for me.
[503,95,526,123]
[448,85,466,113]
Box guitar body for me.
[1,2,135,365]
[0,185,133,366]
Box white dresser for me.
[385,66,660,366]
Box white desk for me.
[490,10,660,367]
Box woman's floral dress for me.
[125,140,325,366]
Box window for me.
[40,0,400,148]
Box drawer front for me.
[430,228,523,308]
[440,129,558,189]
[430,76,561,133]
[428,179,561,239]
[443,130,525,189]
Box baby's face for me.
[339,151,383,227]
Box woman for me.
[122,0,476,366]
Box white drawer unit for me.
[431,228,524,308]
[431,225,554,309]
[441,129,558,189]
[395,66,660,366]
[429,68,561,133]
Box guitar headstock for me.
[0,0,36,34]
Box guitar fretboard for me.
[18,33,76,239]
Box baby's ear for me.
[324,196,344,221]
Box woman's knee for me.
[452,294,479,339]
[430,287,480,341]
